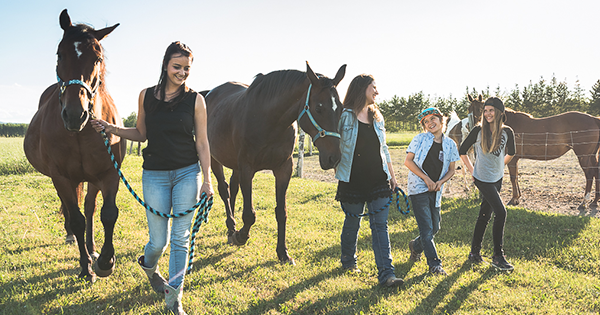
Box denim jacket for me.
[335,108,392,182]
[406,132,460,207]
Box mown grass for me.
[1,137,599,314]
[0,137,36,175]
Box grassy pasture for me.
[0,137,599,314]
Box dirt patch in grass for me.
[293,147,600,218]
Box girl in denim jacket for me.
[334,74,403,287]
[404,107,459,275]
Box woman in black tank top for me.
[92,42,213,315]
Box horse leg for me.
[234,166,256,245]
[576,155,595,210]
[507,158,520,206]
[592,155,600,210]
[93,179,119,278]
[211,159,237,242]
[62,202,76,244]
[228,170,241,238]
[273,159,294,265]
[84,183,100,259]
[52,177,95,282]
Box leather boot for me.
[138,255,167,293]
[164,283,186,315]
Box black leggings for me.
[471,178,506,257]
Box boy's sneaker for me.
[468,252,485,264]
[343,265,361,274]
[492,255,514,271]
[383,276,404,287]
[408,240,421,262]
[429,265,447,276]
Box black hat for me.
[484,97,506,122]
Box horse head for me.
[56,9,119,132]
[467,94,484,128]
[299,62,346,170]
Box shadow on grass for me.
[438,196,592,262]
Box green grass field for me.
[1,137,599,314]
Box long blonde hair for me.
[480,106,504,153]
[343,74,383,123]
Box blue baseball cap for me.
[418,107,442,123]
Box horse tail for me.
[59,182,84,216]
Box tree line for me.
[3,76,600,135]
[0,123,28,137]
[379,76,600,131]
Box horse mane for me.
[246,70,307,101]
[246,70,335,101]
[62,23,108,96]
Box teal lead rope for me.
[100,130,213,274]
[340,187,410,218]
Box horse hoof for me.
[94,255,116,278]
[231,231,248,246]
[280,258,296,266]
[65,235,76,245]
[79,272,96,283]
[589,203,598,210]
[577,203,587,211]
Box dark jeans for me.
[472,178,506,257]
[409,191,442,268]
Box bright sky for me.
[1,0,599,123]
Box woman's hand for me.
[390,177,398,191]
[91,119,110,133]
[201,181,214,197]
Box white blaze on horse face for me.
[74,42,82,59]
[331,95,337,112]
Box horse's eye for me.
[315,103,323,114]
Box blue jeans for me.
[340,197,395,284]
[142,163,201,288]
[409,192,442,268]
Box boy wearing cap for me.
[404,107,460,275]
[459,97,516,271]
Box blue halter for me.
[297,84,341,143]
[56,69,99,119]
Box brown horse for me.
[445,94,483,192]
[204,63,345,264]
[23,9,125,282]
[468,97,600,210]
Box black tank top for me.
[142,86,198,170]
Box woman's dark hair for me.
[343,74,382,123]
[155,41,193,106]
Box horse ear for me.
[59,9,72,31]
[306,61,319,86]
[332,64,346,87]
[478,94,483,102]
[468,94,474,102]
[94,23,120,41]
